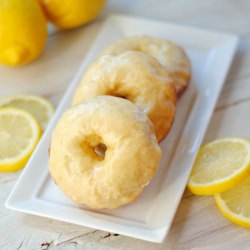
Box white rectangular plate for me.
[6,15,238,243]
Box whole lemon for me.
[39,0,106,29]
[0,0,47,66]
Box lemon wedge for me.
[0,94,54,130]
[0,108,41,172]
[215,176,250,228]
[188,138,250,195]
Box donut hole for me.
[82,135,107,161]
[133,47,142,52]
[114,95,127,100]
[107,90,129,100]
[94,143,107,158]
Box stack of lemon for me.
[0,94,54,172]
[188,138,250,228]
[0,0,106,66]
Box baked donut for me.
[102,35,191,97]
[72,51,176,142]
[49,96,161,209]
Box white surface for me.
[5,15,238,243]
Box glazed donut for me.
[72,51,176,142]
[49,96,161,209]
[102,35,191,97]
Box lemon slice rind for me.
[0,107,42,172]
[188,138,250,195]
[0,94,54,130]
[215,178,250,228]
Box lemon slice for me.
[215,176,250,228]
[0,94,54,130]
[0,108,42,172]
[188,138,250,195]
